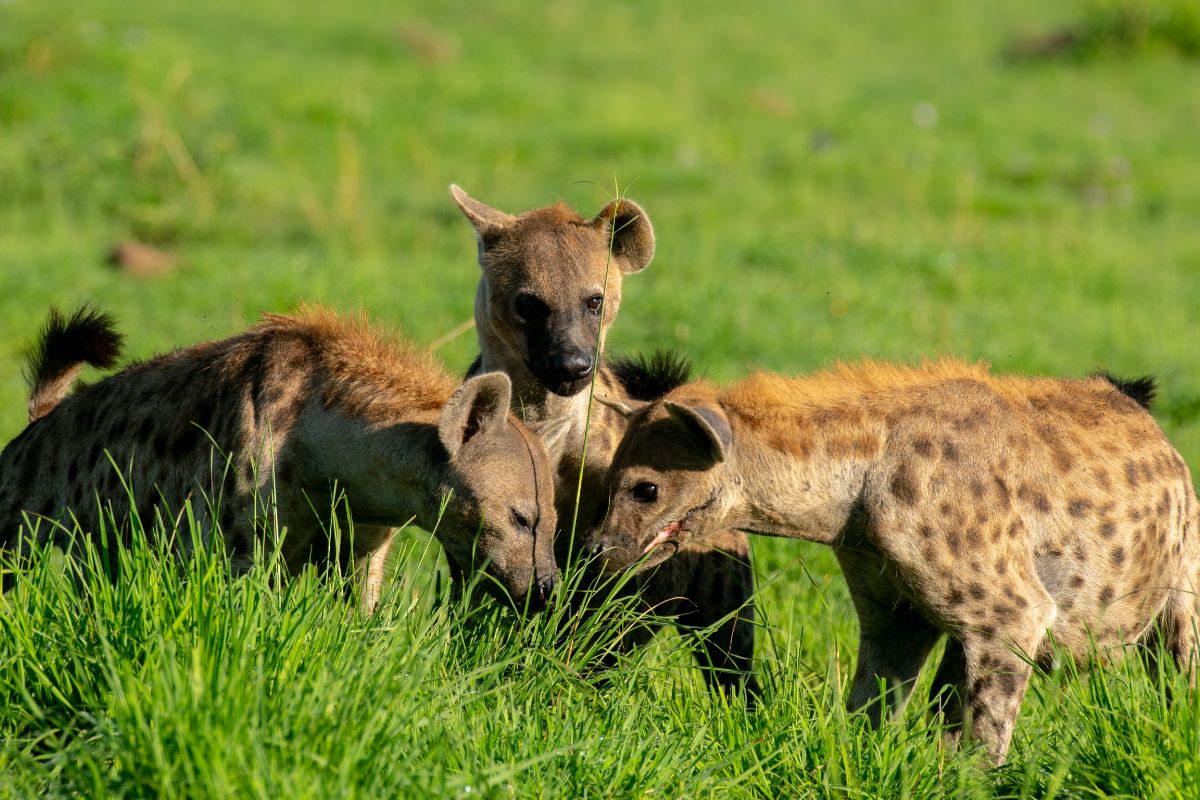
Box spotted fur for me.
[0,306,558,613]
[590,358,1199,763]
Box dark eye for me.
[514,293,549,320]
[632,482,658,503]
[511,508,533,531]
[585,294,603,315]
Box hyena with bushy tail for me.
[588,359,1199,764]
[0,305,558,612]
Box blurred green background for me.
[1,0,1199,792]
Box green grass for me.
[1,0,1199,796]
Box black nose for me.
[553,351,593,382]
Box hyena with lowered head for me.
[451,185,758,696]
[0,305,558,613]
[587,359,1199,764]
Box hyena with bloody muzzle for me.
[587,360,1199,764]
[0,305,558,613]
[451,185,758,696]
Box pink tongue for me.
[641,520,682,556]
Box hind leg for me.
[1154,589,1199,685]
[839,547,942,724]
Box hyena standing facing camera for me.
[451,185,758,696]
[0,306,558,613]
[586,360,1199,764]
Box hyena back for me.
[589,359,1199,763]
[0,305,558,612]
[452,185,758,695]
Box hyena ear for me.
[592,198,655,274]
[663,401,732,464]
[438,372,513,457]
[449,184,516,247]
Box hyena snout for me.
[548,348,593,383]
[524,571,558,613]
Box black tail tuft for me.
[1096,372,1156,411]
[609,349,693,401]
[25,305,123,421]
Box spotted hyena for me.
[452,185,757,695]
[586,359,1199,763]
[0,305,558,613]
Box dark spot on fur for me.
[966,527,982,548]
[1070,574,1085,588]
[1018,484,1051,513]
[1099,520,1116,539]
[995,558,1008,575]
[947,530,962,556]
[969,582,985,600]
[918,524,935,539]
[970,479,986,499]
[1099,586,1114,604]
[1068,498,1091,518]
[991,475,1011,509]
[1111,546,1126,567]
[941,441,961,462]
[948,588,964,605]
[889,463,919,506]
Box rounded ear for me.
[438,372,513,457]
[592,198,655,274]
[662,401,732,464]
[449,184,516,243]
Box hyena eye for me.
[585,294,603,315]
[511,508,533,532]
[514,293,549,320]
[632,482,658,503]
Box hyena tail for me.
[25,305,123,423]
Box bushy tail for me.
[25,305,123,423]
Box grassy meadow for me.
[2,0,1199,796]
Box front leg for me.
[838,547,941,724]
[352,526,395,616]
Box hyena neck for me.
[291,399,450,531]
[707,391,887,545]
[280,318,458,529]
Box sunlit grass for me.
[1,0,1199,795]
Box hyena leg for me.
[928,637,968,749]
[839,548,941,724]
[673,533,759,700]
[932,559,1056,767]
[353,528,395,616]
[1148,588,1199,685]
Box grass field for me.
[2,0,1199,796]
